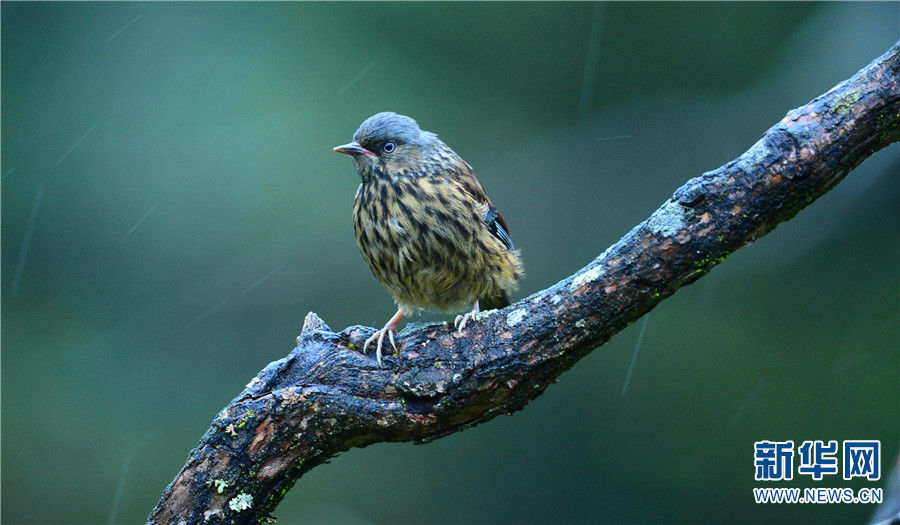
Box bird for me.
[334,112,523,366]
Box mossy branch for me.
[149,42,900,524]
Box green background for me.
[2,2,898,524]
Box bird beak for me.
[333,142,376,157]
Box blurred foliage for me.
[2,3,897,524]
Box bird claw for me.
[453,311,477,334]
[363,326,399,367]
[454,300,481,335]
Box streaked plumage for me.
[335,112,523,365]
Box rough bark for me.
[149,42,900,524]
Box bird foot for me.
[363,325,398,367]
[454,300,481,335]
[453,311,477,334]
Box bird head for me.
[334,112,444,182]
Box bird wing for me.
[484,205,514,251]
[451,162,515,251]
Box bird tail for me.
[480,291,511,311]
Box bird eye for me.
[382,142,395,154]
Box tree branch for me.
[149,42,900,524]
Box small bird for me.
[334,112,523,366]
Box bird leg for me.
[453,300,480,335]
[364,308,403,367]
